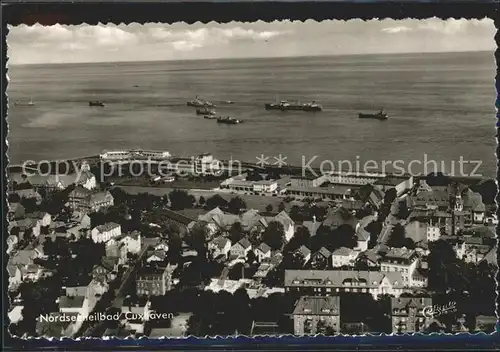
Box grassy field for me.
[116,185,284,212]
[114,177,220,190]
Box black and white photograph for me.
[5,18,498,338]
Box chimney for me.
[313,215,316,224]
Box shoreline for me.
[6,152,492,182]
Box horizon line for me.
[8,49,493,67]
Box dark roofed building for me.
[285,269,408,299]
[292,296,341,335]
[136,265,172,296]
[391,296,432,333]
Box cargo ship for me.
[216,116,242,124]
[196,107,216,116]
[89,101,105,107]
[265,100,322,112]
[358,109,388,120]
[187,96,216,108]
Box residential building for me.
[405,220,428,244]
[92,257,119,283]
[136,265,172,296]
[91,222,122,243]
[380,248,419,286]
[309,247,331,269]
[410,189,450,210]
[24,264,44,281]
[188,207,240,236]
[230,238,252,258]
[12,218,41,237]
[266,211,295,242]
[120,296,151,334]
[253,242,272,262]
[331,247,359,267]
[154,241,169,252]
[146,250,167,263]
[120,231,142,254]
[9,170,96,191]
[11,189,42,204]
[355,249,381,268]
[9,248,42,267]
[355,216,374,251]
[58,295,90,326]
[7,264,22,291]
[292,296,341,335]
[8,202,25,221]
[285,269,410,299]
[240,209,268,233]
[208,236,232,259]
[105,241,128,265]
[69,187,114,213]
[391,297,432,333]
[7,235,18,254]
[26,211,52,228]
[294,245,311,264]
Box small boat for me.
[358,109,388,120]
[204,115,218,120]
[14,97,34,106]
[197,107,216,116]
[221,100,234,104]
[217,116,242,124]
[187,96,216,108]
[89,101,105,107]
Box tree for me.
[228,222,244,244]
[186,222,210,258]
[287,226,311,251]
[167,232,183,264]
[266,204,273,213]
[228,196,246,214]
[206,195,228,210]
[383,188,397,205]
[198,196,206,207]
[289,205,302,222]
[246,250,257,265]
[366,221,382,249]
[329,224,357,251]
[396,201,411,220]
[168,189,194,211]
[427,239,461,293]
[278,202,286,212]
[262,221,286,251]
[387,223,406,248]
[8,192,21,203]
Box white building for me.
[120,232,142,254]
[331,247,359,267]
[208,236,232,258]
[91,223,122,243]
[285,270,411,299]
[254,243,272,262]
[380,248,419,286]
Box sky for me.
[7,18,495,65]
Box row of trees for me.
[168,190,247,214]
